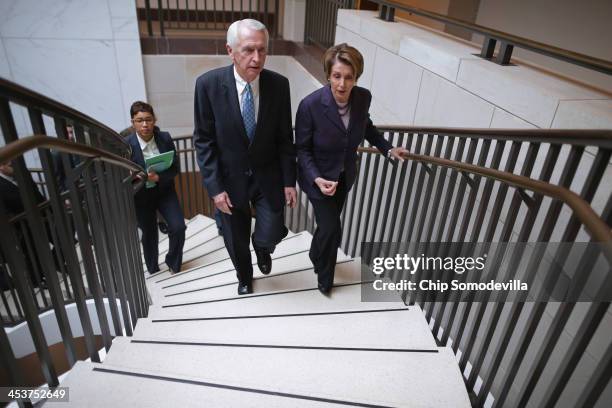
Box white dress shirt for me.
[234,66,260,121]
[136,132,160,161]
[0,172,17,186]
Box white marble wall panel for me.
[145,56,321,131]
[334,26,378,90]
[0,39,11,78]
[149,93,193,129]
[370,47,422,125]
[490,108,537,129]
[282,0,306,42]
[360,14,426,54]
[1,0,146,132]
[369,96,402,126]
[0,0,113,40]
[143,55,188,94]
[399,33,479,82]
[415,71,495,127]
[111,17,139,40]
[4,38,125,130]
[551,100,612,129]
[115,40,147,126]
[185,56,229,92]
[109,0,138,18]
[336,9,372,35]
[457,59,608,128]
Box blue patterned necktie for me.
[242,83,256,141]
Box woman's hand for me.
[147,170,160,182]
[315,177,338,196]
[388,147,409,161]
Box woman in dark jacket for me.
[295,43,408,294]
[127,101,186,275]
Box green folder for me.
[145,150,174,188]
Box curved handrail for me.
[368,0,612,75]
[0,135,145,179]
[359,146,612,245]
[0,77,128,148]
[376,126,612,149]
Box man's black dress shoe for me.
[255,248,272,275]
[238,283,253,295]
[318,283,331,295]
[158,222,168,234]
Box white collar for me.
[136,132,155,151]
[233,66,260,97]
[0,172,17,185]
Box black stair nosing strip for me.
[158,247,312,287]
[165,225,222,256]
[155,232,305,284]
[129,339,440,354]
[151,307,409,322]
[164,259,355,297]
[91,366,395,408]
[162,281,373,308]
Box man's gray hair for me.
[226,19,269,49]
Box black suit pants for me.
[309,173,348,289]
[136,189,186,274]
[220,176,288,286]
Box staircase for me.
[54,214,472,407]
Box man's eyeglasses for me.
[133,118,155,124]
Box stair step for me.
[134,305,437,349]
[159,258,360,305]
[160,245,319,293]
[150,281,404,320]
[59,361,359,407]
[102,337,470,407]
[146,232,314,288]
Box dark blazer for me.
[127,130,179,203]
[295,85,392,199]
[193,65,296,211]
[0,174,45,216]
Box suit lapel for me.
[221,65,249,148]
[322,86,347,133]
[129,133,146,168]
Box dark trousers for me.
[136,189,186,274]
[220,177,287,285]
[309,174,348,290]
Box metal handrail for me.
[0,135,144,176]
[359,146,612,245]
[367,0,612,75]
[0,78,128,148]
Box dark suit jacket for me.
[193,65,296,211]
[295,85,392,199]
[0,174,45,216]
[127,130,179,204]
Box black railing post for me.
[145,0,154,36]
[158,0,166,36]
[480,36,496,59]
[496,41,514,65]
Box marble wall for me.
[143,55,322,137]
[335,10,612,130]
[0,0,146,137]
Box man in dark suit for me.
[193,19,297,295]
[127,101,186,275]
[0,160,48,289]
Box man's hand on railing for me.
[388,146,409,161]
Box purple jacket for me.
[295,85,392,199]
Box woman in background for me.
[127,101,186,275]
[295,43,408,294]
